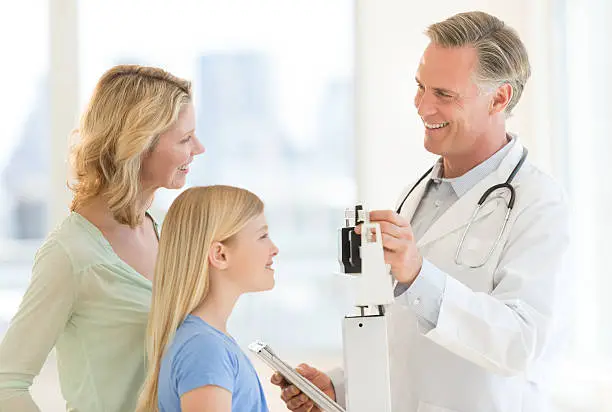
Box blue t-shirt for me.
[158,315,269,412]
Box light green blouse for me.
[0,212,156,412]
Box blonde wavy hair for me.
[136,185,264,412]
[426,11,531,114]
[69,65,192,227]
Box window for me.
[0,0,49,336]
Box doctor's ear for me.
[209,241,230,270]
[490,83,513,115]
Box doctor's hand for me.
[355,210,423,286]
[270,363,335,412]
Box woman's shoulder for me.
[35,212,111,272]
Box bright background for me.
[0,1,611,410]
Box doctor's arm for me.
[375,196,570,376]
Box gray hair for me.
[426,11,531,115]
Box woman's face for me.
[140,103,205,191]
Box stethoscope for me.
[396,147,528,268]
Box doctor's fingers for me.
[355,220,414,240]
[290,401,316,412]
[281,385,303,402]
[295,403,317,412]
[380,233,412,252]
[377,221,414,240]
[291,404,316,412]
[369,210,411,228]
[271,372,289,387]
[286,393,315,411]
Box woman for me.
[137,185,279,412]
[0,65,205,411]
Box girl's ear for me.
[209,241,230,270]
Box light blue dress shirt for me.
[394,137,516,329]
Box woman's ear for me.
[208,241,229,270]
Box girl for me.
[137,185,279,412]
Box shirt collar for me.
[430,134,516,197]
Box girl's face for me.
[220,213,279,293]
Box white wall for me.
[49,0,79,230]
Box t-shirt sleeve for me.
[172,333,236,397]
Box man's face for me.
[414,43,494,158]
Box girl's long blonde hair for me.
[136,185,264,412]
[69,65,192,227]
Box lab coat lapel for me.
[416,140,526,249]
[397,171,432,222]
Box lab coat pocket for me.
[455,236,493,274]
[417,401,461,412]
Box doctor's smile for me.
[423,120,450,130]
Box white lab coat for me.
[330,139,571,412]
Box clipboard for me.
[248,340,346,412]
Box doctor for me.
[273,11,570,412]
